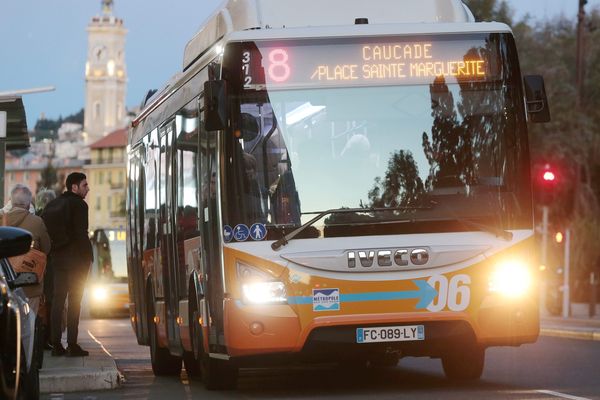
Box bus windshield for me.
[221,33,531,240]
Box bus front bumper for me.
[223,295,539,360]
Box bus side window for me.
[144,130,159,251]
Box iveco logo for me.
[347,248,429,268]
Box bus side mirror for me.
[204,80,227,131]
[524,75,551,123]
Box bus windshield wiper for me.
[271,206,429,251]
[427,200,513,241]
[455,218,513,241]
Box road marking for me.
[537,390,591,400]
[87,329,113,357]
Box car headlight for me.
[92,286,108,302]
[237,261,287,304]
[489,260,532,297]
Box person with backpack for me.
[3,184,51,313]
[42,172,93,357]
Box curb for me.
[40,366,123,393]
[540,328,600,341]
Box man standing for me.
[43,172,92,357]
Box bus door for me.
[158,121,182,351]
[127,151,147,342]
[199,93,225,350]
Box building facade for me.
[4,155,84,207]
[83,0,127,144]
[85,128,127,231]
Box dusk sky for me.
[1,0,598,129]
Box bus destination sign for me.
[242,37,495,90]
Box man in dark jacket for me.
[43,172,92,357]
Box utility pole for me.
[562,229,571,318]
[541,205,549,270]
[575,0,587,109]
[0,111,6,206]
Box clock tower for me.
[84,0,127,144]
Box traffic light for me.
[536,163,558,204]
[555,231,563,244]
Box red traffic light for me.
[543,170,556,182]
[540,164,557,184]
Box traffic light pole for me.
[576,0,586,109]
[541,205,549,269]
[562,229,571,318]
[0,111,5,206]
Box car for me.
[87,229,129,318]
[0,226,41,400]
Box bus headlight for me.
[489,260,532,297]
[237,261,287,304]
[92,286,108,302]
[242,281,287,304]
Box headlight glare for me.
[237,261,287,304]
[489,260,532,297]
[242,281,287,304]
[92,286,108,302]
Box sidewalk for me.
[540,302,600,341]
[39,329,123,394]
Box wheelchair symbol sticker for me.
[250,223,267,241]
[233,224,250,242]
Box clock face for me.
[94,45,107,62]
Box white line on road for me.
[537,390,591,400]
[87,329,113,358]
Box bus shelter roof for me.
[0,96,29,150]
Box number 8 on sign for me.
[268,48,291,82]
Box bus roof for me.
[131,19,512,137]
[183,0,475,71]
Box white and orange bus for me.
[126,0,550,389]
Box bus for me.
[126,0,550,389]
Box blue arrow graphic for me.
[287,280,438,310]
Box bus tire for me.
[148,304,181,376]
[201,355,238,390]
[441,346,485,381]
[183,309,202,379]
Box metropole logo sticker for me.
[312,288,340,311]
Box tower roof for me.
[102,0,114,16]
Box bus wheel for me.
[183,310,202,379]
[441,346,485,381]
[148,309,181,376]
[201,355,238,390]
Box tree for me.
[463,0,514,24]
[367,150,425,208]
[36,161,58,194]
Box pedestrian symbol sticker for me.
[250,223,267,241]
[233,224,250,242]
[223,225,233,243]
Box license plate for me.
[356,325,425,343]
